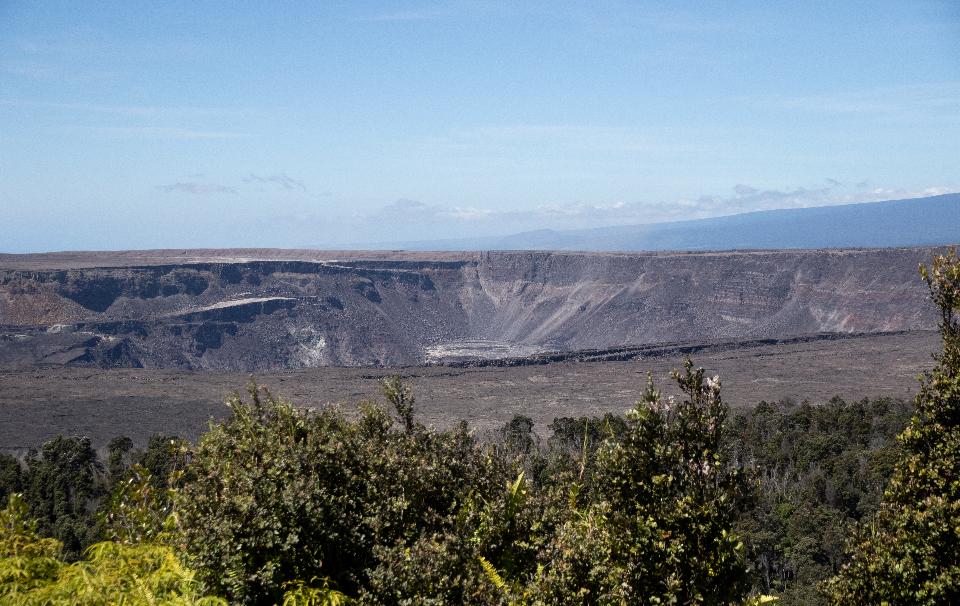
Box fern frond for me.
[478,556,507,591]
[281,577,353,606]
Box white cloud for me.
[243,173,307,191]
[740,82,960,119]
[362,182,958,232]
[674,182,958,220]
[60,126,250,140]
[427,124,708,155]
[446,206,496,220]
[356,9,453,22]
[158,182,237,195]
[0,99,246,119]
[157,172,311,198]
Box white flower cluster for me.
[644,394,676,415]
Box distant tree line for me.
[1,249,958,605]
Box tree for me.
[381,375,415,435]
[22,437,105,560]
[729,396,912,603]
[500,414,538,458]
[826,249,960,604]
[106,436,133,484]
[533,361,751,604]
[0,456,22,507]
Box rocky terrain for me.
[0,330,940,451]
[0,247,943,370]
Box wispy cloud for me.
[0,99,247,119]
[2,100,252,140]
[740,82,960,118]
[59,126,250,140]
[261,183,958,247]
[367,199,496,223]
[363,182,958,231]
[0,61,117,83]
[669,182,957,220]
[356,9,453,22]
[415,124,709,156]
[611,7,739,34]
[243,173,307,191]
[365,198,658,227]
[1,61,60,80]
[158,181,237,195]
[157,172,311,196]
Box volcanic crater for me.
[0,247,942,370]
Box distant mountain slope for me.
[399,193,960,251]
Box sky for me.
[1,1,958,252]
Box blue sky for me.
[1,1,958,252]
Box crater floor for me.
[0,330,939,452]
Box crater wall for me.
[0,247,941,369]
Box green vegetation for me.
[172,358,746,604]
[824,249,960,604]
[0,492,222,605]
[0,250,957,604]
[731,396,912,604]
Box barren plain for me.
[0,330,939,451]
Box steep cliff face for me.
[0,248,939,369]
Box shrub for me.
[531,362,751,604]
[176,381,511,604]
